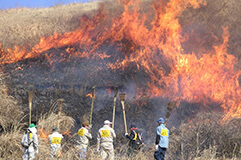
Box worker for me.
[48,127,64,159]
[21,123,39,160]
[125,124,143,156]
[154,118,169,160]
[97,120,116,160]
[77,121,92,159]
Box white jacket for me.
[97,125,116,149]
[77,127,92,148]
[21,127,38,152]
[48,131,63,152]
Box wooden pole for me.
[28,91,33,125]
[57,99,64,129]
[112,87,118,129]
[119,93,127,133]
[89,86,96,133]
[165,102,175,126]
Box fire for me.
[38,128,50,142]
[63,131,72,138]
[0,0,241,119]
[16,66,23,70]
[39,128,72,142]
[86,93,93,98]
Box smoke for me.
[1,0,241,149]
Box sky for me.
[0,0,92,10]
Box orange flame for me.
[39,128,72,141]
[63,131,72,138]
[38,128,50,142]
[86,93,93,98]
[0,0,240,120]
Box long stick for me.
[121,101,127,133]
[28,91,33,125]
[57,99,64,129]
[112,87,118,129]
[119,93,127,133]
[89,86,96,133]
[165,102,175,126]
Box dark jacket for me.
[126,128,141,149]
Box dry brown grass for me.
[0,74,23,132]
[34,144,154,160]
[0,0,241,159]
[35,112,76,159]
[0,110,240,159]
[0,73,24,158]
[0,131,23,158]
[0,1,102,48]
[168,112,241,160]
[37,112,75,133]
[0,111,76,159]
[1,0,241,57]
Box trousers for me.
[22,149,35,160]
[154,146,167,160]
[100,147,114,160]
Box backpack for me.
[21,133,29,148]
[134,131,144,149]
[21,130,32,148]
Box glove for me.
[97,148,100,152]
[125,133,128,136]
[35,150,39,154]
[155,145,159,151]
[58,150,62,158]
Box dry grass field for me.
[1,0,241,56]
[0,0,241,159]
[0,1,102,48]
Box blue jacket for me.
[156,124,169,148]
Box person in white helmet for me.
[77,121,92,159]
[97,120,116,160]
[21,123,39,160]
[48,127,64,159]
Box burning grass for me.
[0,89,240,159]
[1,113,240,160]
[0,0,241,159]
[37,112,75,134]
[1,0,241,119]
[0,1,102,49]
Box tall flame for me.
[0,0,240,119]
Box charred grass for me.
[0,91,240,159]
[0,0,241,159]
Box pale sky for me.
[0,0,93,10]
